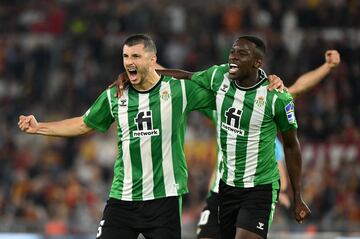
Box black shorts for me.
[96,196,181,239]
[219,180,279,239]
[197,191,221,239]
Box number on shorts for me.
[198,210,210,225]
[96,220,105,238]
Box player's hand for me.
[279,191,291,209]
[325,50,340,69]
[267,74,285,92]
[18,115,39,134]
[108,73,129,98]
[294,198,311,224]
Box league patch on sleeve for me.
[285,102,296,124]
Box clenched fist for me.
[325,50,340,69]
[18,115,39,134]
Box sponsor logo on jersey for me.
[133,110,160,137]
[285,102,296,124]
[222,107,245,136]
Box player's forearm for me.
[283,140,303,200]
[288,63,332,99]
[36,117,92,137]
[277,161,288,191]
[156,69,193,80]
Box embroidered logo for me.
[119,98,127,106]
[255,96,265,107]
[160,90,171,101]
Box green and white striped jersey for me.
[192,64,297,189]
[83,75,215,201]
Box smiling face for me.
[228,38,263,80]
[123,43,157,86]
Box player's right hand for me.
[294,198,311,224]
[18,115,39,134]
[108,73,129,98]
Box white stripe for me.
[117,90,132,200]
[138,93,154,199]
[180,80,187,113]
[226,88,246,186]
[210,68,218,91]
[106,89,114,118]
[212,110,223,193]
[160,81,177,196]
[243,86,267,187]
[215,74,232,185]
[272,95,278,116]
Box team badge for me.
[160,90,171,101]
[255,96,265,107]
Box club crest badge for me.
[255,96,265,107]
[160,90,171,101]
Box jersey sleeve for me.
[185,80,216,112]
[191,65,219,90]
[274,93,298,132]
[83,89,114,132]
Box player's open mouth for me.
[127,68,138,81]
[229,63,239,74]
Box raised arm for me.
[281,129,311,223]
[288,50,340,99]
[18,115,93,137]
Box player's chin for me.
[228,73,238,80]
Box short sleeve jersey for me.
[192,65,297,188]
[83,75,215,201]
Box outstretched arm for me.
[18,115,93,137]
[288,50,340,99]
[281,129,311,223]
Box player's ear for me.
[150,54,157,66]
[254,58,263,68]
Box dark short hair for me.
[124,34,157,54]
[237,35,266,57]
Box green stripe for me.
[219,83,235,183]
[178,196,183,224]
[128,90,143,200]
[171,80,187,194]
[268,181,280,229]
[149,86,166,198]
[234,90,256,187]
[109,88,125,199]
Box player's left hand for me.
[108,72,129,98]
[294,198,311,224]
[267,74,285,92]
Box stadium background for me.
[0,0,359,238]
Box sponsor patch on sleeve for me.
[285,102,296,124]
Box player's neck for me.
[133,70,161,92]
[234,71,259,88]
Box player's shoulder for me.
[213,63,229,73]
[272,89,294,102]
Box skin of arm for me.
[18,115,93,137]
[281,129,310,222]
[287,50,340,99]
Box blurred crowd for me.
[0,0,359,237]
